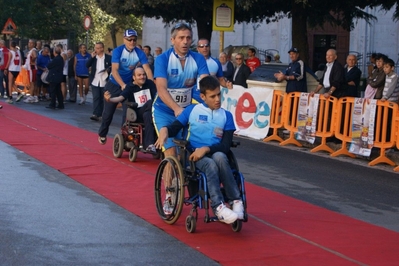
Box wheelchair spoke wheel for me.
[185,215,196,233]
[113,134,124,158]
[231,219,242,232]
[129,148,138,162]
[154,156,185,225]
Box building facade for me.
[142,7,399,77]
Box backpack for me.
[0,49,4,67]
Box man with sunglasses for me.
[193,38,232,103]
[98,29,153,145]
[232,53,251,88]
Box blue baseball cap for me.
[124,29,137,37]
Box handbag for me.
[41,70,49,84]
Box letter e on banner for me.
[235,92,256,129]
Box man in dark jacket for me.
[311,49,345,98]
[344,54,362,97]
[46,46,64,109]
[67,50,77,102]
[86,42,112,121]
[232,53,251,88]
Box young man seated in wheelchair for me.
[104,67,157,152]
[155,76,244,224]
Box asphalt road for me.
[1,92,399,265]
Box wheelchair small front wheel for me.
[129,148,138,162]
[185,215,196,233]
[113,134,125,158]
[154,156,185,225]
[231,219,242,232]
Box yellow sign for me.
[213,0,234,31]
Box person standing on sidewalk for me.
[74,44,90,105]
[46,46,64,109]
[0,40,11,99]
[86,42,111,121]
[98,29,153,144]
[67,50,77,102]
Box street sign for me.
[83,15,91,30]
[2,18,17,35]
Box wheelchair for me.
[154,139,248,233]
[113,102,161,162]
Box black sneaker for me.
[98,136,107,145]
[16,93,24,102]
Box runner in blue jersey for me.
[153,22,209,156]
[98,29,153,145]
[155,76,244,223]
[193,38,232,103]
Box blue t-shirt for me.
[153,48,209,115]
[109,45,148,85]
[37,54,51,75]
[193,56,223,103]
[177,103,235,149]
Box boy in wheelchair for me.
[155,76,244,224]
[104,67,157,152]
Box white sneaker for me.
[23,96,34,103]
[232,200,244,220]
[33,96,39,103]
[215,203,238,224]
[163,195,174,215]
[3,94,7,99]
[79,97,85,105]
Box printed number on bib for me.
[134,89,152,108]
[167,88,192,108]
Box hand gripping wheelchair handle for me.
[126,102,139,109]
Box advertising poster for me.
[349,98,377,156]
[295,93,319,144]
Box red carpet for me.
[1,105,399,265]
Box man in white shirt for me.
[86,42,112,121]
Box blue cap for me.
[124,29,137,37]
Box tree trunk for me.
[291,1,309,64]
[111,23,117,48]
[194,14,213,42]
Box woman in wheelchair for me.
[104,67,157,152]
[155,76,244,224]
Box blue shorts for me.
[153,106,184,150]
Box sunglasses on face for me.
[235,57,243,60]
[125,38,137,42]
[198,44,210,48]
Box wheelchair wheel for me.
[154,156,185,225]
[185,215,196,233]
[231,219,242,232]
[129,148,138,162]
[113,134,125,158]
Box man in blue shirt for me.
[98,29,153,144]
[155,76,244,224]
[274,47,307,93]
[153,23,209,155]
[194,38,232,103]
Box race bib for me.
[133,89,152,108]
[167,88,192,108]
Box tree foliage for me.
[0,0,116,49]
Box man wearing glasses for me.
[193,38,232,103]
[232,53,251,88]
[98,29,153,145]
[153,23,209,214]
